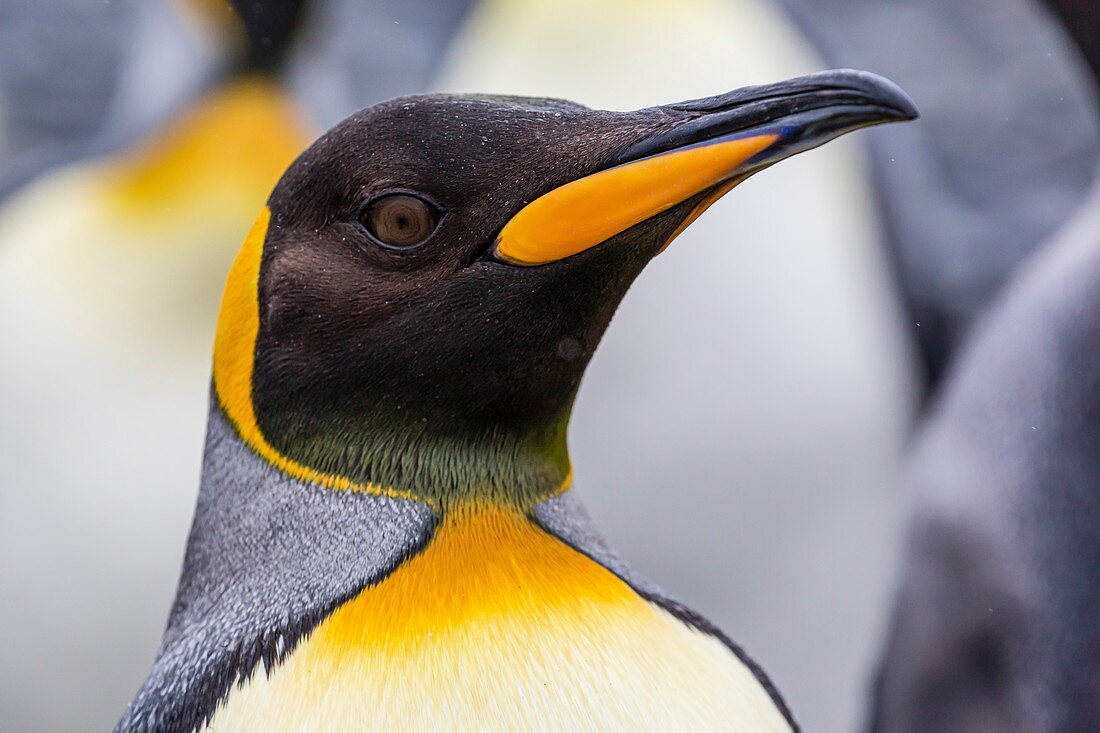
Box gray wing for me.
[116,400,435,733]
[775,0,1100,383]
[871,172,1100,733]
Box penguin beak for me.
[493,69,917,267]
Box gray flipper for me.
[871,170,1100,733]
[775,0,1100,384]
[116,398,435,733]
[533,489,800,732]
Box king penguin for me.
[118,70,915,732]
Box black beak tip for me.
[615,69,918,166]
[825,68,919,121]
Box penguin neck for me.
[236,396,576,513]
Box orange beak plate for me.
[492,133,778,266]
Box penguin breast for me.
[202,505,791,732]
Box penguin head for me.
[214,70,916,504]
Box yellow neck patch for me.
[315,505,640,645]
[202,506,792,731]
[212,208,416,502]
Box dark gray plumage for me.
[533,488,664,599]
[116,400,436,733]
[870,172,1100,732]
[775,0,1100,384]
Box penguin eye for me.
[360,194,440,249]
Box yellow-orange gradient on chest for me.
[204,507,792,732]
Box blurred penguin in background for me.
[0,1,473,731]
[768,1,1100,729]
[868,3,1100,731]
[869,160,1100,733]
[774,0,1100,390]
